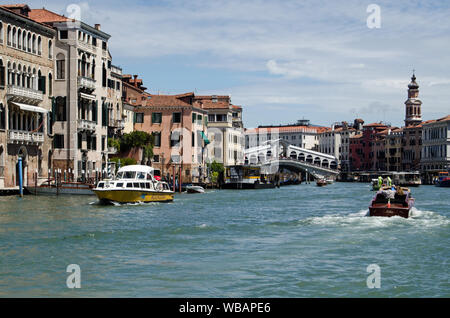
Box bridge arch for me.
[322,159,329,168]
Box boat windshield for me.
[116,171,136,179]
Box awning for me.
[79,92,96,101]
[11,102,47,113]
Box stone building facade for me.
[0,5,56,188]
[29,8,122,180]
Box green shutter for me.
[192,113,196,123]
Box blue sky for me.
[25,0,450,128]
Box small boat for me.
[435,172,450,187]
[25,181,94,195]
[316,179,327,187]
[392,172,421,187]
[369,186,415,218]
[186,185,205,193]
[325,177,334,184]
[93,165,174,204]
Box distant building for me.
[349,122,390,171]
[133,92,209,183]
[195,95,245,167]
[245,119,328,152]
[385,127,402,172]
[421,115,450,182]
[319,120,361,172]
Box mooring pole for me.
[35,169,38,195]
[173,165,176,193]
[18,157,23,197]
[179,165,182,193]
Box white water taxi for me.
[93,165,174,204]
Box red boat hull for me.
[369,203,411,218]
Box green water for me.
[0,183,448,297]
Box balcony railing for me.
[78,41,95,52]
[8,130,44,143]
[7,85,43,102]
[77,119,96,131]
[77,76,96,90]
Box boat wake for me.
[298,208,449,229]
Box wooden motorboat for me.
[316,179,327,187]
[369,186,414,218]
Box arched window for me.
[12,27,16,47]
[92,60,95,79]
[48,40,53,59]
[17,29,22,49]
[32,34,36,54]
[0,22,3,44]
[22,31,26,51]
[56,53,65,79]
[7,25,11,46]
[37,36,42,55]
[27,32,31,52]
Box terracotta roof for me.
[1,4,29,9]
[436,114,450,122]
[28,8,73,23]
[0,5,57,30]
[363,122,389,128]
[232,105,242,110]
[246,125,329,134]
[141,95,192,108]
[350,133,363,139]
[175,92,195,98]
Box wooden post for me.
[172,165,176,193]
[18,157,23,197]
[179,165,182,193]
[35,169,38,195]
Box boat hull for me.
[93,189,174,203]
[369,203,411,218]
[222,182,276,189]
[436,179,450,187]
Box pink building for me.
[133,92,208,183]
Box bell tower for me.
[404,72,422,127]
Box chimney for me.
[95,24,101,30]
[133,75,138,87]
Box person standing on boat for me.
[378,176,383,188]
[387,176,392,187]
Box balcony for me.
[77,119,96,132]
[7,85,43,103]
[8,130,44,144]
[108,119,125,129]
[107,147,117,154]
[78,76,96,90]
[78,41,96,53]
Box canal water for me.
[0,183,448,297]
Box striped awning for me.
[79,92,96,101]
[11,102,47,113]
